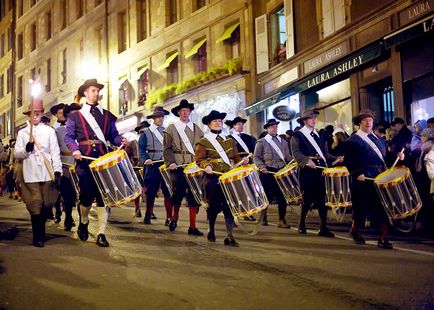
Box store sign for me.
[384,14,434,48]
[297,44,382,91]
[272,105,296,121]
[303,41,349,75]
[399,0,434,26]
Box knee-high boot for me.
[31,215,44,247]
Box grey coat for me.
[253,135,292,170]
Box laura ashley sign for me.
[303,41,349,75]
[399,0,434,26]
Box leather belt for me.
[174,150,192,155]
[209,158,224,163]
[265,159,284,164]
[78,140,104,146]
[61,151,72,156]
[147,149,162,153]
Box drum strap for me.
[149,123,164,145]
[204,132,232,167]
[264,134,285,162]
[299,127,327,164]
[355,130,385,163]
[174,120,195,155]
[231,133,250,154]
[79,110,107,145]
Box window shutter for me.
[284,0,295,59]
[322,0,334,37]
[333,0,346,31]
[255,14,269,74]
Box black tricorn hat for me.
[352,109,375,125]
[202,110,227,125]
[77,79,104,97]
[49,103,66,115]
[135,120,150,133]
[296,109,320,125]
[264,118,280,129]
[41,115,51,123]
[171,99,195,117]
[63,103,82,117]
[146,106,170,119]
[225,116,247,127]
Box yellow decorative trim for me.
[275,162,298,179]
[323,166,350,177]
[375,166,410,188]
[89,150,127,172]
[219,165,254,183]
[184,161,202,177]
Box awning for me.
[185,38,207,59]
[384,14,434,48]
[245,43,383,116]
[159,52,179,70]
[216,22,240,43]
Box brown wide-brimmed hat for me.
[296,109,320,125]
[225,116,247,127]
[23,98,44,115]
[135,120,150,133]
[264,118,280,129]
[352,109,375,125]
[202,110,227,125]
[77,79,104,97]
[171,99,195,117]
[63,103,82,117]
[49,103,66,115]
[146,106,170,119]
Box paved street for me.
[0,196,433,310]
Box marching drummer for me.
[195,110,249,245]
[139,107,172,225]
[254,119,293,228]
[225,116,256,159]
[290,109,340,237]
[163,99,204,235]
[64,79,128,247]
[345,110,404,249]
[51,102,78,231]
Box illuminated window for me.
[270,6,286,66]
[383,86,394,123]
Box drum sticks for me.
[199,168,223,175]
[391,147,405,169]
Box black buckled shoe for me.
[207,232,216,242]
[143,216,151,225]
[318,228,335,238]
[350,231,366,245]
[224,237,239,247]
[96,234,109,247]
[188,227,204,236]
[33,239,44,248]
[169,219,177,231]
[77,222,89,241]
[135,209,142,217]
[377,238,393,249]
[298,224,307,234]
[151,213,157,219]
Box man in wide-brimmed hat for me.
[14,98,62,247]
[196,110,249,246]
[64,78,128,247]
[52,102,79,231]
[163,99,204,235]
[345,109,404,249]
[290,109,340,238]
[135,120,150,134]
[254,118,292,228]
[225,116,256,159]
[138,106,172,224]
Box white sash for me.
[300,127,326,163]
[204,132,232,167]
[356,130,385,163]
[231,133,250,154]
[79,110,107,145]
[174,121,195,155]
[150,123,164,145]
[264,134,285,161]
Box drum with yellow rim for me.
[274,162,302,205]
[219,165,268,234]
[159,164,174,196]
[88,149,142,207]
[322,166,352,222]
[374,166,422,220]
[183,162,205,205]
[67,165,80,197]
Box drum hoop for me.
[68,165,76,173]
[323,166,349,177]
[275,162,298,178]
[183,161,202,177]
[374,166,410,188]
[159,164,167,171]
[89,150,127,171]
[219,165,254,183]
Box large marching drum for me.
[274,162,303,205]
[158,164,174,196]
[88,149,142,207]
[183,162,206,206]
[219,165,268,234]
[323,166,352,221]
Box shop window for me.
[30,22,37,51]
[382,86,394,123]
[167,54,178,84]
[60,0,68,30]
[136,0,147,42]
[137,69,149,107]
[321,0,346,38]
[46,58,51,92]
[17,76,23,108]
[193,40,207,74]
[118,10,127,53]
[46,11,52,41]
[166,0,178,26]
[270,6,286,66]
